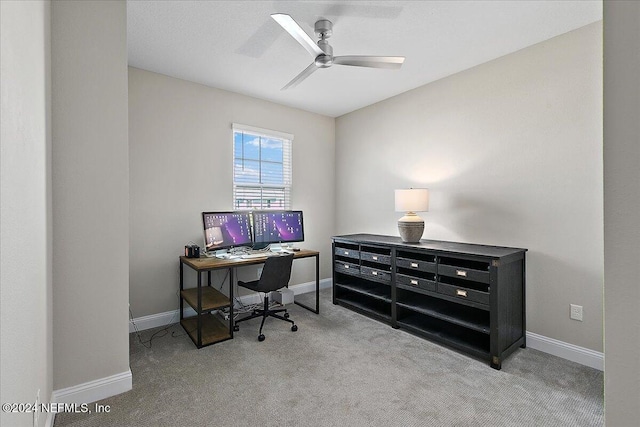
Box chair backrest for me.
[256,254,294,293]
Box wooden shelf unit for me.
[332,234,527,369]
[180,286,230,312]
[180,313,231,346]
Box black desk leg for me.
[179,261,184,321]
[197,271,202,348]
[315,254,320,313]
[229,267,234,338]
[293,254,320,314]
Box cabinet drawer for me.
[438,257,490,284]
[396,257,436,273]
[397,273,436,292]
[361,251,391,265]
[334,247,359,260]
[360,266,391,284]
[335,261,360,276]
[437,282,489,305]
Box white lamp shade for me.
[395,188,429,212]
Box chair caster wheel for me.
[233,325,239,332]
[284,312,290,319]
[258,334,265,342]
[291,324,298,332]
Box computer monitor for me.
[252,210,304,249]
[202,211,253,252]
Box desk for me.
[179,250,320,348]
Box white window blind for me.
[232,124,293,210]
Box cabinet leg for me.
[491,356,502,370]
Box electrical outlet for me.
[570,304,583,321]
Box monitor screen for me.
[202,211,253,252]
[252,210,304,247]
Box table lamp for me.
[395,188,429,243]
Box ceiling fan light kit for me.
[271,13,405,90]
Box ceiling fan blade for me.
[282,63,318,90]
[271,13,324,58]
[333,55,405,69]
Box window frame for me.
[232,123,293,211]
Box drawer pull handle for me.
[372,271,378,276]
[372,256,378,260]
[410,279,418,285]
[456,289,468,297]
[344,265,349,269]
[410,262,418,268]
[344,251,349,255]
[456,270,467,277]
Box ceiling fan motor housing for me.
[314,19,333,39]
[315,19,333,67]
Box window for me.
[232,123,293,210]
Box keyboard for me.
[240,252,272,259]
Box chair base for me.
[234,295,297,341]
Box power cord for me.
[129,307,179,348]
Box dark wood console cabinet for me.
[332,234,527,369]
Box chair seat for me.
[237,279,261,292]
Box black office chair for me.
[233,254,297,341]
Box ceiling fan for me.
[271,13,405,90]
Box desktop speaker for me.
[185,245,200,258]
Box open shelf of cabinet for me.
[396,289,490,334]
[396,312,490,360]
[334,278,392,323]
[332,234,527,369]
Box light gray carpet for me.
[55,289,603,426]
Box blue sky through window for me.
[234,132,284,184]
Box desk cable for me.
[129,305,181,348]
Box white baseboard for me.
[129,308,194,332]
[129,278,331,333]
[51,370,132,406]
[526,331,603,371]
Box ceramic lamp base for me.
[398,213,424,243]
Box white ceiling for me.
[127,1,602,118]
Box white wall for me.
[52,1,130,390]
[335,23,603,352]
[603,1,640,424]
[1,2,52,426]
[128,67,335,317]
